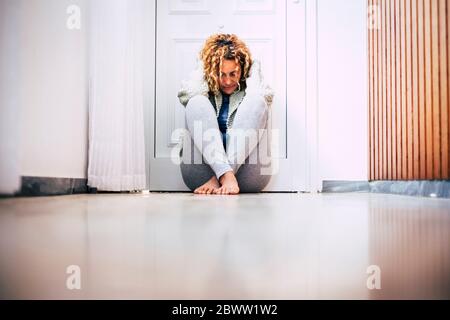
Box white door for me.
[150,0,307,191]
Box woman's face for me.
[219,59,242,95]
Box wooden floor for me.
[0,192,449,299]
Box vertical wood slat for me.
[396,0,402,180]
[401,0,408,179]
[418,0,426,179]
[375,0,380,180]
[368,0,450,181]
[439,0,449,178]
[369,0,372,181]
[387,0,392,180]
[382,0,387,179]
[431,0,441,179]
[424,0,433,178]
[412,0,420,179]
[378,0,383,179]
[391,0,398,180]
[369,0,375,181]
[443,3,450,179]
[406,0,414,179]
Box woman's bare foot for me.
[215,171,240,195]
[194,176,220,194]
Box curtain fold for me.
[88,0,146,191]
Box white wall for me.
[0,0,21,194]
[317,0,368,182]
[18,0,89,179]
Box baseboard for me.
[322,180,450,199]
[5,178,450,198]
[14,176,90,197]
[322,181,370,193]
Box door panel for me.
[151,0,300,191]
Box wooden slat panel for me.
[368,0,449,181]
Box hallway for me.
[0,193,449,299]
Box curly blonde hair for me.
[200,34,253,95]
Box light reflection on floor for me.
[0,192,449,299]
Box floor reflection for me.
[0,193,449,299]
[368,196,450,299]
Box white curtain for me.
[88,0,147,191]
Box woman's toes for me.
[194,186,217,195]
[195,187,205,194]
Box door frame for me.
[144,0,320,192]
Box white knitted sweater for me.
[177,59,274,129]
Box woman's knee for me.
[241,94,269,125]
[185,95,215,125]
[186,95,211,113]
[244,94,268,111]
